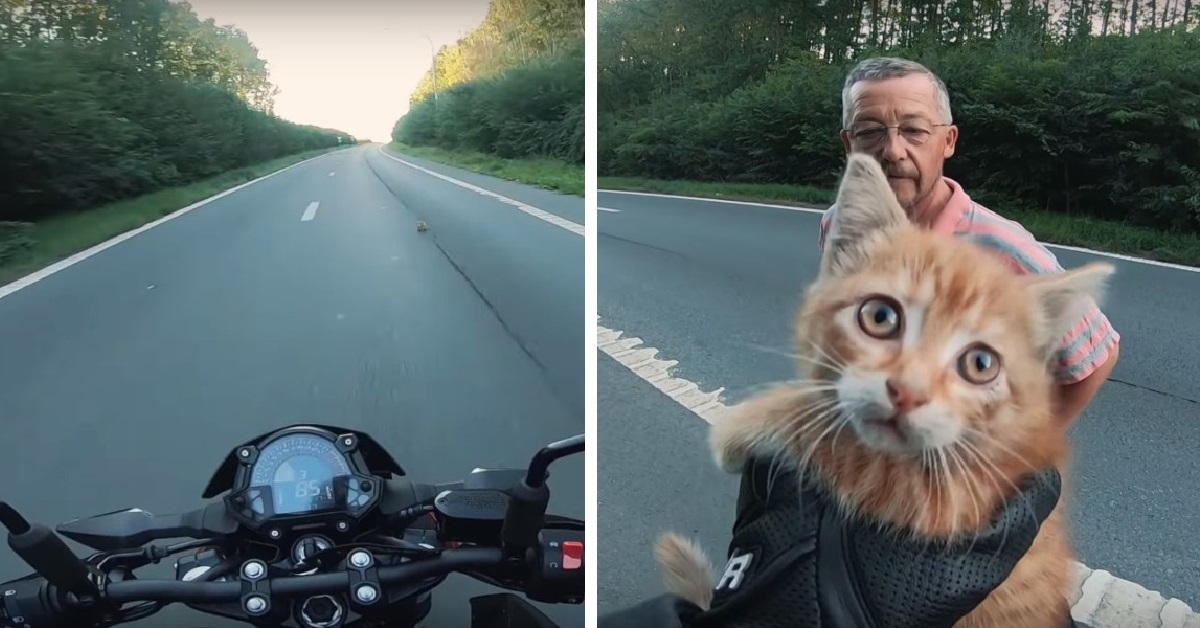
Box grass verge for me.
[599,176,1200,267]
[389,142,583,197]
[0,147,345,287]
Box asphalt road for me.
[595,190,1200,614]
[0,145,584,628]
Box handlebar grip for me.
[7,523,95,597]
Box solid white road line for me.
[596,319,1200,628]
[301,202,320,222]
[597,189,1200,273]
[0,151,337,302]
[377,147,584,237]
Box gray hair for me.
[841,57,953,129]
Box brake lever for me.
[502,434,584,557]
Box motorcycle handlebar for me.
[1,430,587,627]
[3,531,583,627]
[104,547,504,604]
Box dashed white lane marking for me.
[597,319,1200,627]
[598,206,621,213]
[597,189,1200,274]
[301,202,320,222]
[0,151,337,302]
[377,147,584,237]
[328,172,336,177]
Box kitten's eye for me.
[856,297,902,339]
[957,345,1002,384]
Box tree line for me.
[599,0,1200,233]
[0,0,352,226]
[392,0,584,165]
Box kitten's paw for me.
[713,442,749,473]
[710,425,750,473]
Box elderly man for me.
[819,57,1120,428]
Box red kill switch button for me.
[562,541,583,570]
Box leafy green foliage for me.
[0,222,34,266]
[393,0,583,164]
[600,0,1200,233]
[0,0,353,224]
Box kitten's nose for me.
[886,378,928,413]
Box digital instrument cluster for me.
[249,434,351,515]
[221,427,384,539]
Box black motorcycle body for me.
[0,424,585,628]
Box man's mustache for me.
[882,166,918,179]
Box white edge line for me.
[596,319,1200,627]
[301,202,320,222]
[599,188,825,214]
[377,146,585,237]
[598,188,1200,274]
[0,151,337,301]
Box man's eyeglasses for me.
[845,123,950,148]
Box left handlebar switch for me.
[2,575,78,628]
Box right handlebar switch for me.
[524,529,584,605]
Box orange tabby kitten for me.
[655,154,1113,628]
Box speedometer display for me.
[249,434,351,515]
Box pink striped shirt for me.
[817,177,1120,385]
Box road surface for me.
[0,145,584,628]
[596,190,1200,625]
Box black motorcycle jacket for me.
[599,458,1071,628]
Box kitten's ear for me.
[821,154,908,277]
[1025,262,1115,356]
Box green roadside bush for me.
[599,0,1200,234]
[394,41,583,165]
[0,0,352,224]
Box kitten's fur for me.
[655,154,1113,627]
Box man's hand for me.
[1056,342,1119,428]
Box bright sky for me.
[185,0,492,142]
